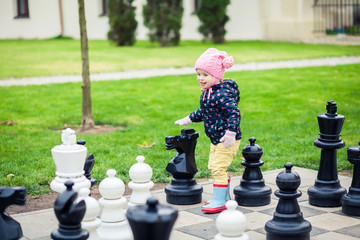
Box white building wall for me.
[61,0,79,39]
[263,0,316,41]
[61,0,109,40]
[181,0,202,40]
[133,0,147,40]
[226,0,263,40]
[0,0,61,39]
[0,0,317,41]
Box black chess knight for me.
[165,128,203,205]
[51,181,88,240]
[0,186,26,240]
[77,139,97,187]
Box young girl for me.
[175,48,241,213]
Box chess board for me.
[14,166,360,240]
[150,167,360,240]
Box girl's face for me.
[196,69,213,89]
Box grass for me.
[0,39,359,79]
[0,63,359,195]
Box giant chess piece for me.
[164,128,203,205]
[308,100,347,207]
[233,137,272,206]
[0,186,26,240]
[265,163,312,240]
[50,128,91,193]
[97,169,133,240]
[126,197,178,240]
[342,142,360,216]
[215,200,248,240]
[51,181,89,240]
[128,156,154,207]
[77,188,101,240]
[77,139,97,187]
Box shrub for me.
[196,0,230,44]
[108,0,138,46]
[143,0,184,47]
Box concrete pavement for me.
[1,56,360,87]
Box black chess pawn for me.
[308,100,347,207]
[126,197,178,240]
[233,137,272,206]
[164,128,203,204]
[265,163,312,240]
[342,142,360,216]
[77,139,97,187]
[0,186,26,240]
[51,181,89,240]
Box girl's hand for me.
[220,130,236,148]
[174,116,192,126]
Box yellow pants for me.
[208,140,241,185]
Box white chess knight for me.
[128,155,154,206]
[77,188,101,240]
[50,128,91,193]
[215,200,249,240]
[97,169,133,240]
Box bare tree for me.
[78,0,95,131]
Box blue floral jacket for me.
[189,79,241,145]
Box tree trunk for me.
[78,0,94,131]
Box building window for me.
[16,0,29,18]
[100,0,109,16]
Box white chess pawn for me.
[128,156,154,206]
[215,200,249,240]
[97,169,133,240]
[78,188,101,240]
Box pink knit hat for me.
[195,48,234,86]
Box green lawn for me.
[0,39,359,79]
[0,64,359,195]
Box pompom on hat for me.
[195,48,234,86]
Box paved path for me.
[13,167,359,240]
[1,56,360,87]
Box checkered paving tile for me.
[171,200,360,240]
[185,205,254,220]
[335,224,360,238]
[176,221,217,240]
[14,168,360,240]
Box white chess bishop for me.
[50,128,91,193]
[77,188,101,240]
[128,155,154,206]
[97,169,133,240]
[215,200,249,240]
